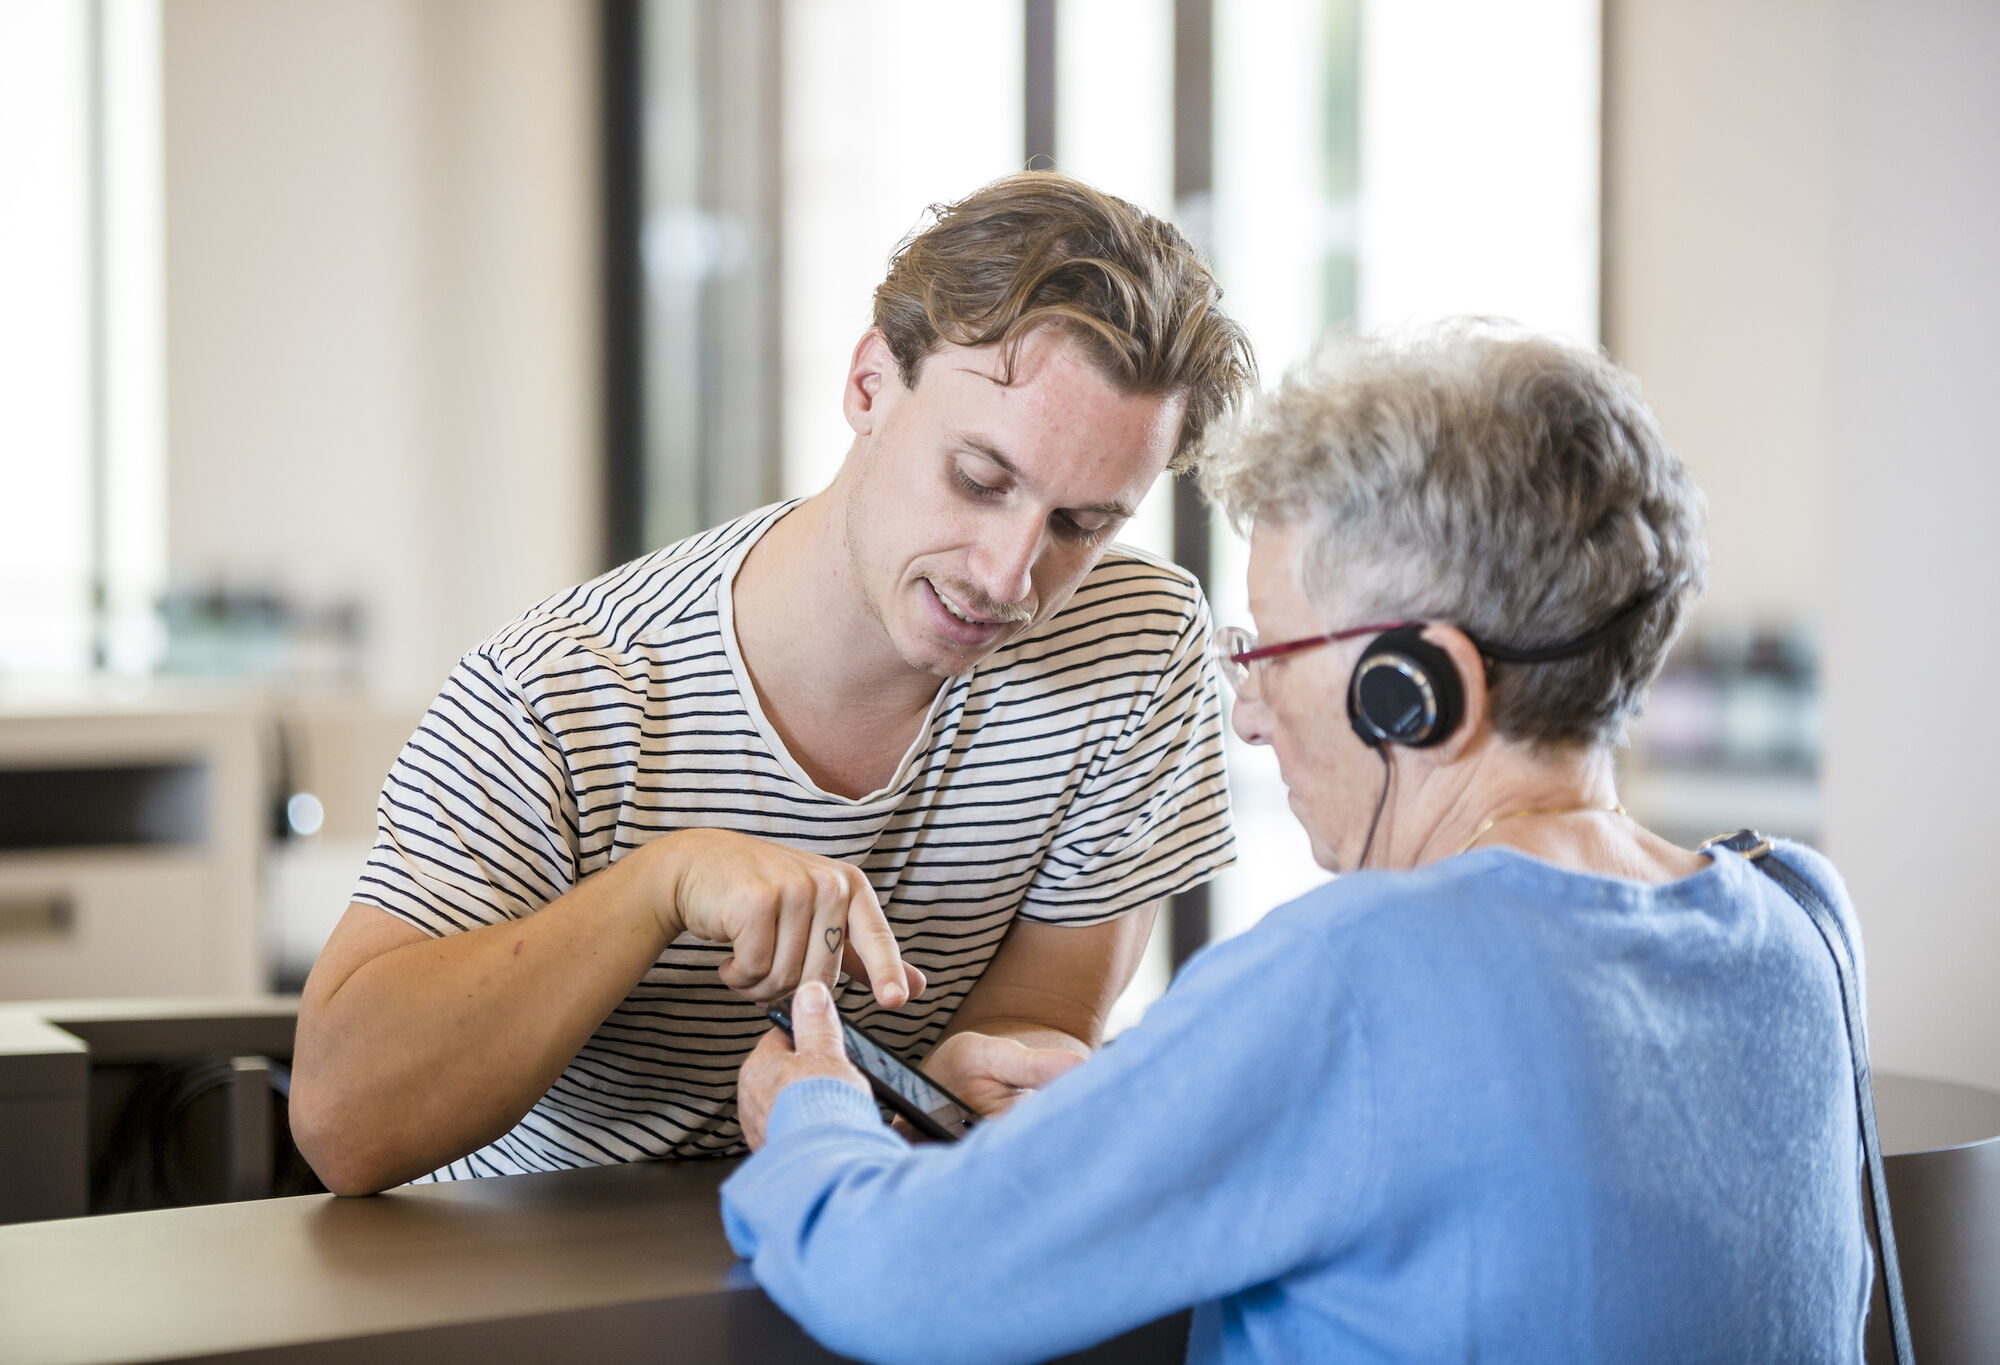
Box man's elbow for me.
[288,1077,407,1196]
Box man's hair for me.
[1203,322,1709,750]
[872,172,1255,473]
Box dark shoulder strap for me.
[1704,829,1913,1365]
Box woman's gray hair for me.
[1203,322,1708,750]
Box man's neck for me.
[730,490,946,798]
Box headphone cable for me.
[1355,742,1394,870]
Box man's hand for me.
[917,1029,1085,1122]
[737,980,869,1150]
[645,828,925,1009]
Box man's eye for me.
[1056,514,1111,544]
[953,470,1003,500]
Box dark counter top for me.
[0,1156,1186,1365]
[2,1066,1994,1364]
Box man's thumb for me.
[792,980,847,1058]
[990,1040,1086,1091]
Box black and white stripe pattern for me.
[356,502,1234,1177]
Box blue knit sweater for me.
[722,843,1871,1364]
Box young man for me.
[290,173,1255,1194]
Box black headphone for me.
[1348,627,1464,748]
[1345,586,1670,750]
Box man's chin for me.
[906,630,1011,678]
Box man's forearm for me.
[938,906,1164,1059]
[291,843,677,1194]
[941,1013,1093,1057]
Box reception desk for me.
[2,1073,1995,1365]
[0,1156,1187,1364]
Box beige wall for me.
[163,0,600,702]
[1610,0,2000,1090]
[1605,0,1835,629]
[1820,0,2000,1092]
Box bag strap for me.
[1703,829,1913,1364]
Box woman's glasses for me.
[1210,621,1415,694]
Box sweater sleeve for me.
[719,918,1376,1365]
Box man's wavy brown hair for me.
[872,172,1256,473]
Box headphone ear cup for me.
[1348,627,1465,748]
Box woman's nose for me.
[1230,691,1273,746]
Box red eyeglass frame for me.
[1220,620,1417,671]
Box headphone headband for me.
[1345,583,1669,753]
[1469,584,1669,666]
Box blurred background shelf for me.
[1621,762,1822,850]
[0,689,419,1002]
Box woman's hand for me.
[737,981,870,1149]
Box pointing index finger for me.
[842,871,909,1010]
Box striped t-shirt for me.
[356,501,1235,1177]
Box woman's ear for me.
[1422,624,1491,762]
[842,329,897,436]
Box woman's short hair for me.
[873,172,1256,473]
[1203,323,1708,749]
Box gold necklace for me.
[1454,802,1627,857]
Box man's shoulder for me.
[477,504,787,687]
[1071,540,1206,614]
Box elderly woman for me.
[721,327,1870,1364]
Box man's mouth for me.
[926,578,1029,628]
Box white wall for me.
[780,0,1024,500]
[1610,0,2000,1090]
[1359,0,1600,346]
[163,0,600,703]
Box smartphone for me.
[765,994,979,1143]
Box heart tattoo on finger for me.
[824,926,842,955]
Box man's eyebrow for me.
[955,435,1138,520]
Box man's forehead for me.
[923,325,1179,411]
[931,330,1098,389]
[915,338,1180,502]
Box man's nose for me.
[968,510,1043,607]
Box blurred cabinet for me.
[0,699,263,999]
[1620,761,1821,850]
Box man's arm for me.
[290,829,918,1195]
[921,900,1161,1117]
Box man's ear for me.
[842,329,901,436]
[1421,624,1492,763]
